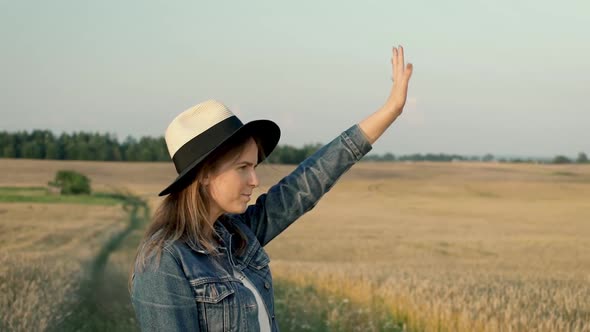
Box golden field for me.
[0,202,127,331]
[0,158,589,331]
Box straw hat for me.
[159,99,280,196]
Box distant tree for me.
[552,155,572,164]
[262,143,307,163]
[361,154,381,161]
[482,153,495,162]
[48,170,91,195]
[21,141,42,159]
[576,152,588,164]
[302,143,323,159]
[45,142,59,159]
[1,133,16,158]
[382,152,396,161]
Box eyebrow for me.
[237,161,257,167]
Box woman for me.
[131,46,413,331]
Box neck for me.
[208,207,223,225]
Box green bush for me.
[552,155,572,164]
[48,170,92,195]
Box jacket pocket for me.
[191,280,238,331]
[193,280,235,303]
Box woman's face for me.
[205,137,260,219]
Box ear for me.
[202,175,210,186]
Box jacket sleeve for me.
[131,248,200,332]
[235,124,372,247]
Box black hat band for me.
[172,115,244,173]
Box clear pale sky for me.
[1,0,588,158]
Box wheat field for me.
[0,202,127,331]
[0,158,589,331]
[264,162,590,331]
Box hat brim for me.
[158,119,280,196]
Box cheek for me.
[209,181,227,201]
[209,175,242,201]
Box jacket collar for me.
[186,217,231,254]
[185,216,258,269]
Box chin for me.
[229,205,248,214]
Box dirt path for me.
[48,193,148,332]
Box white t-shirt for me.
[233,269,272,331]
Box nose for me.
[248,168,259,188]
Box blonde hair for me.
[131,134,265,285]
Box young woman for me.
[131,46,413,331]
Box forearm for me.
[358,104,401,145]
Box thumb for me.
[405,63,414,81]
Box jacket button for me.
[264,282,271,289]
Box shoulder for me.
[131,241,192,299]
[135,241,186,277]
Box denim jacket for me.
[131,124,372,331]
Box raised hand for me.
[385,45,413,117]
[358,45,415,145]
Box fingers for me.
[392,45,405,82]
[397,45,406,77]
[391,47,397,81]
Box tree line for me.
[0,129,323,164]
[0,130,167,161]
[363,152,589,164]
[0,130,588,164]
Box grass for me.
[274,278,404,331]
[0,187,124,205]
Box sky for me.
[1,0,588,158]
